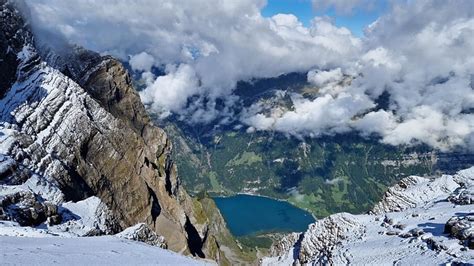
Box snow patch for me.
[58,196,115,236]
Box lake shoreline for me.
[212,191,318,220]
[213,194,315,237]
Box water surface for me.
[214,194,315,236]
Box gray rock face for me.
[448,189,474,205]
[116,223,167,249]
[445,215,474,245]
[0,0,32,97]
[39,44,151,134]
[0,0,209,257]
[0,190,61,226]
[370,175,459,214]
[298,213,363,264]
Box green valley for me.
[166,122,436,217]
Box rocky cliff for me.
[262,167,474,265]
[0,0,222,260]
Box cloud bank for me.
[26,0,360,104]
[129,52,155,72]
[24,0,474,151]
[243,0,474,151]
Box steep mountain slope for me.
[0,1,243,263]
[262,167,474,265]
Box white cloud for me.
[242,1,474,151]
[24,0,474,151]
[242,92,375,137]
[129,52,155,72]
[325,177,344,185]
[139,64,199,116]
[307,68,343,87]
[382,106,473,150]
[26,0,361,109]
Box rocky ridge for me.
[116,223,167,249]
[263,167,474,265]
[0,0,226,261]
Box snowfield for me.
[0,196,212,265]
[0,235,212,265]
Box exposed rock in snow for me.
[371,175,459,214]
[262,167,474,265]
[116,223,167,248]
[0,197,209,264]
[444,215,473,245]
[268,232,300,258]
[57,196,120,236]
[0,194,117,237]
[448,190,474,206]
[297,213,364,264]
[0,190,61,226]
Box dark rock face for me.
[444,215,474,248]
[79,57,151,133]
[0,0,32,97]
[448,189,474,205]
[0,191,61,226]
[40,45,151,133]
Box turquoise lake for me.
[213,194,315,236]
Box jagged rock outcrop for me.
[297,213,363,264]
[116,223,167,249]
[0,0,210,258]
[0,0,32,97]
[263,167,474,265]
[0,190,61,226]
[40,44,151,134]
[267,232,300,258]
[448,190,474,205]
[444,215,474,247]
[370,175,459,214]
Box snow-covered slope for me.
[0,210,206,265]
[263,167,474,265]
[0,195,116,238]
[0,201,209,265]
[1,235,211,265]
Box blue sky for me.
[262,0,388,37]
